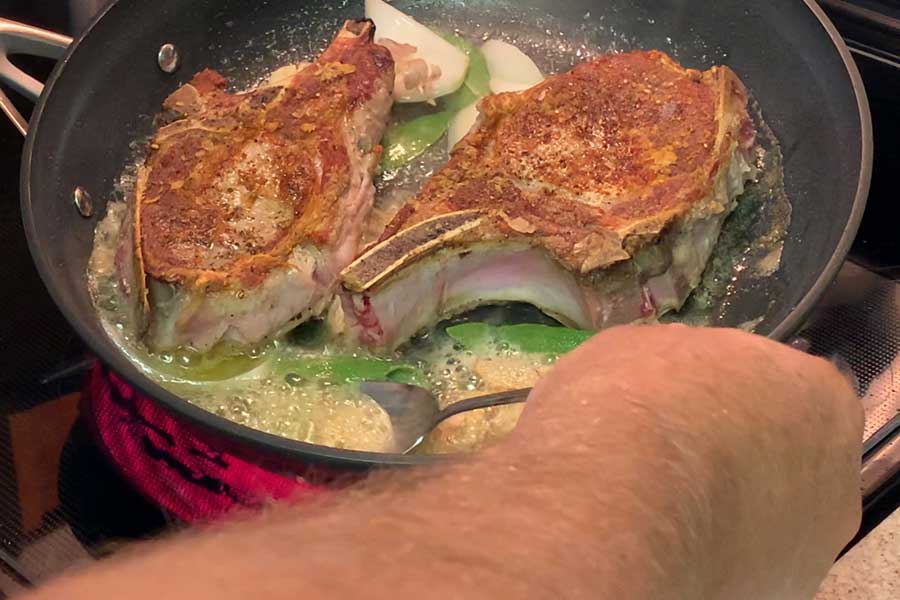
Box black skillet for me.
[0,0,872,469]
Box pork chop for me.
[131,20,394,352]
[341,51,757,349]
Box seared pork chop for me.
[341,51,756,349]
[132,20,394,352]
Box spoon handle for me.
[434,388,531,426]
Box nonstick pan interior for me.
[21,0,870,467]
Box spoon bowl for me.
[360,382,531,453]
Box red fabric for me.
[86,363,324,522]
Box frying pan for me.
[0,0,871,468]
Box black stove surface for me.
[0,0,898,590]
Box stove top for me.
[0,0,899,592]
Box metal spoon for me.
[360,382,531,454]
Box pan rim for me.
[19,0,874,468]
[767,0,873,341]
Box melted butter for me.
[166,378,395,452]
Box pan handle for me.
[0,18,72,136]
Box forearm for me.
[27,326,862,600]
[30,426,669,599]
[524,325,861,599]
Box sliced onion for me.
[480,39,544,94]
[365,0,469,103]
[447,102,480,150]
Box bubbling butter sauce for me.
[87,13,789,455]
[90,203,551,453]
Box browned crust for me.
[135,20,394,293]
[361,50,749,281]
